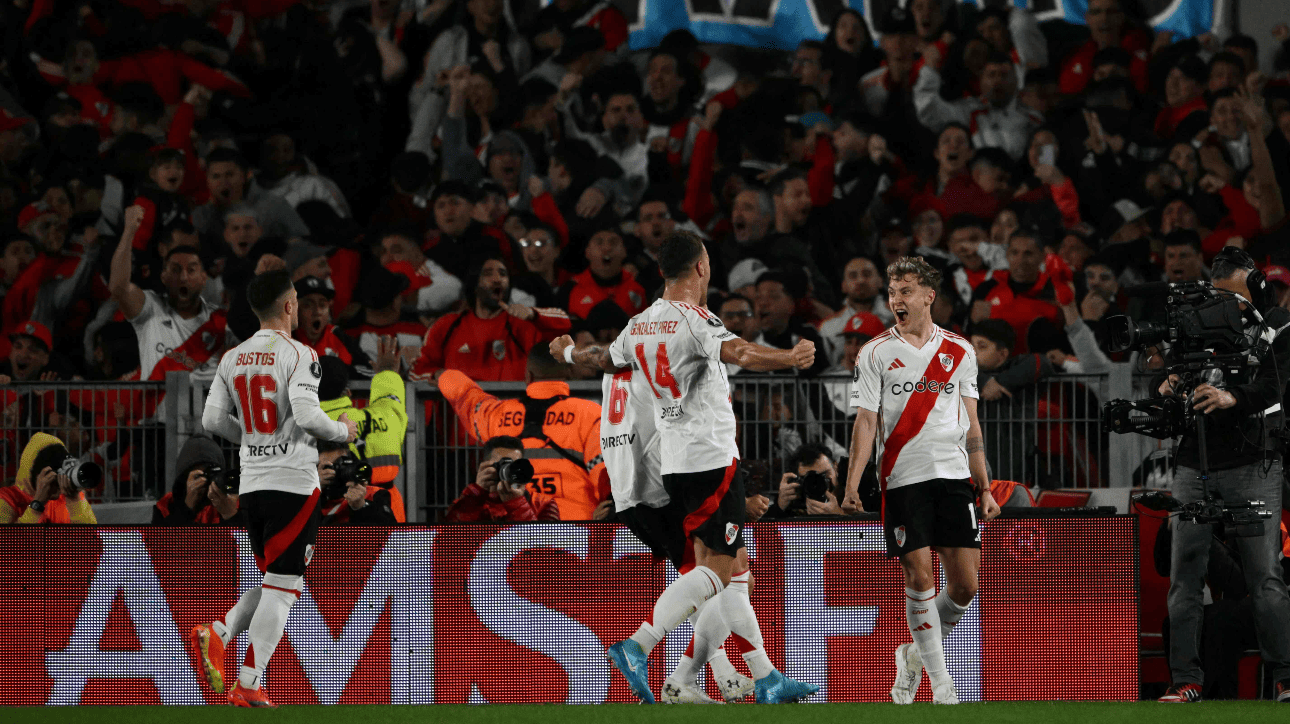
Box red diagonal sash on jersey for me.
[147,309,229,381]
[879,338,967,489]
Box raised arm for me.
[841,407,878,513]
[1242,92,1285,229]
[108,205,147,320]
[719,337,815,372]
[963,397,1000,520]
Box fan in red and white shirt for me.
[842,256,999,707]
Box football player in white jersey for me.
[553,230,817,704]
[191,270,359,708]
[841,257,1000,705]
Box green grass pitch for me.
[11,702,1290,724]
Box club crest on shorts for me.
[894,525,907,548]
[304,544,314,565]
[939,353,954,372]
[725,522,739,545]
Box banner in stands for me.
[625,0,1213,52]
[0,518,1137,705]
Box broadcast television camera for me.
[1101,279,1274,535]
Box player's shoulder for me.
[940,328,974,357]
[859,329,897,359]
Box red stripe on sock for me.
[262,583,301,598]
[905,593,936,602]
[244,643,255,668]
[731,634,755,654]
[684,639,695,658]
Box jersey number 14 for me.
[606,344,682,425]
[233,374,279,434]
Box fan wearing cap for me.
[423,180,518,281]
[1,321,62,382]
[0,433,97,524]
[152,436,241,526]
[1058,0,1150,96]
[411,256,571,383]
[558,226,646,321]
[2,204,102,344]
[292,276,371,374]
[374,229,464,315]
[317,340,409,522]
[342,263,427,371]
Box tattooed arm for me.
[962,397,1000,521]
[549,335,624,373]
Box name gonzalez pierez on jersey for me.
[849,325,979,488]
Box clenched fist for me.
[791,339,815,370]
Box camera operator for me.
[1154,249,1290,703]
[445,435,559,522]
[152,436,241,525]
[318,440,397,525]
[765,442,876,519]
[0,432,97,524]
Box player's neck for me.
[661,278,703,306]
[896,315,935,346]
[259,317,292,335]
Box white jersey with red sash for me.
[849,325,978,492]
[130,290,232,382]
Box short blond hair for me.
[886,256,942,291]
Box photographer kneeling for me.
[153,436,241,525]
[319,440,397,525]
[1154,250,1290,703]
[765,443,875,519]
[0,433,99,524]
[445,435,558,522]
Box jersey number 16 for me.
[233,374,279,434]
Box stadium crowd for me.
[1,0,1290,524]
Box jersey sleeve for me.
[201,356,243,442]
[608,325,632,368]
[129,289,161,324]
[681,307,736,361]
[287,345,348,442]
[849,344,883,412]
[958,344,980,400]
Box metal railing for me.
[1,364,1169,521]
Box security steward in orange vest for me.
[318,336,409,521]
[436,345,608,520]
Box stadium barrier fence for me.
[0,514,1139,705]
[1,365,1170,521]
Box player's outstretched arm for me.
[549,335,622,373]
[720,337,814,372]
[841,407,877,513]
[963,398,1000,520]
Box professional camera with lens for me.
[495,457,534,487]
[785,470,833,512]
[201,464,240,495]
[57,455,103,490]
[1103,280,1274,534]
[1102,281,1267,440]
[321,454,372,501]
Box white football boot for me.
[661,677,721,704]
[890,643,923,704]
[931,677,960,705]
[716,671,755,703]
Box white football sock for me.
[238,575,301,689]
[936,590,970,641]
[630,566,723,655]
[708,647,738,680]
[907,587,949,685]
[213,586,262,647]
[672,595,730,684]
[721,572,775,680]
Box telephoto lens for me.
[58,456,103,490]
[496,458,535,486]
